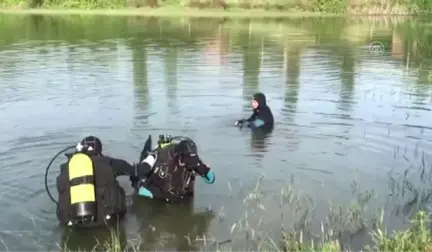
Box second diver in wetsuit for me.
[235,92,274,129]
[131,135,216,203]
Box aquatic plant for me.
[367,210,432,252]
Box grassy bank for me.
[0,7,339,17]
[1,0,432,15]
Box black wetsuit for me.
[243,92,274,129]
[136,139,214,203]
[56,154,153,228]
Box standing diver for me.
[131,135,216,203]
[56,135,157,228]
[235,92,274,129]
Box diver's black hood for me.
[253,92,267,108]
[81,136,103,156]
[175,139,200,165]
[250,92,274,126]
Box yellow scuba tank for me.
[68,153,97,224]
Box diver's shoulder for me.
[89,155,107,160]
[89,155,116,165]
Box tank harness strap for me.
[69,176,94,187]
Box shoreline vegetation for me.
[0,8,343,17]
[56,176,432,252]
[63,210,432,252]
[58,179,432,252]
[1,0,432,15]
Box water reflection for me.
[283,45,300,120]
[338,45,356,115]
[164,47,178,114]
[250,125,274,156]
[282,45,301,152]
[241,31,261,111]
[0,15,431,90]
[132,197,215,251]
[131,37,150,127]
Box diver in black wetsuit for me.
[131,135,216,203]
[235,92,274,129]
[56,136,157,228]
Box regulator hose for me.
[44,145,76,205]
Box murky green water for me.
[0,14,432,251]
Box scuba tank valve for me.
[158,134,172,148]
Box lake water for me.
[0,14,432,251]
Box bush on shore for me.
[1,0,432,14]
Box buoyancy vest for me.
[140,143,195,201]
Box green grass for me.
[1,0,432,15]
[0,7,341,17]
[368,211,432,252]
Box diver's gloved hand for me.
[138,186,154,199]
[202,170,215,184]
[235,119,246,126]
